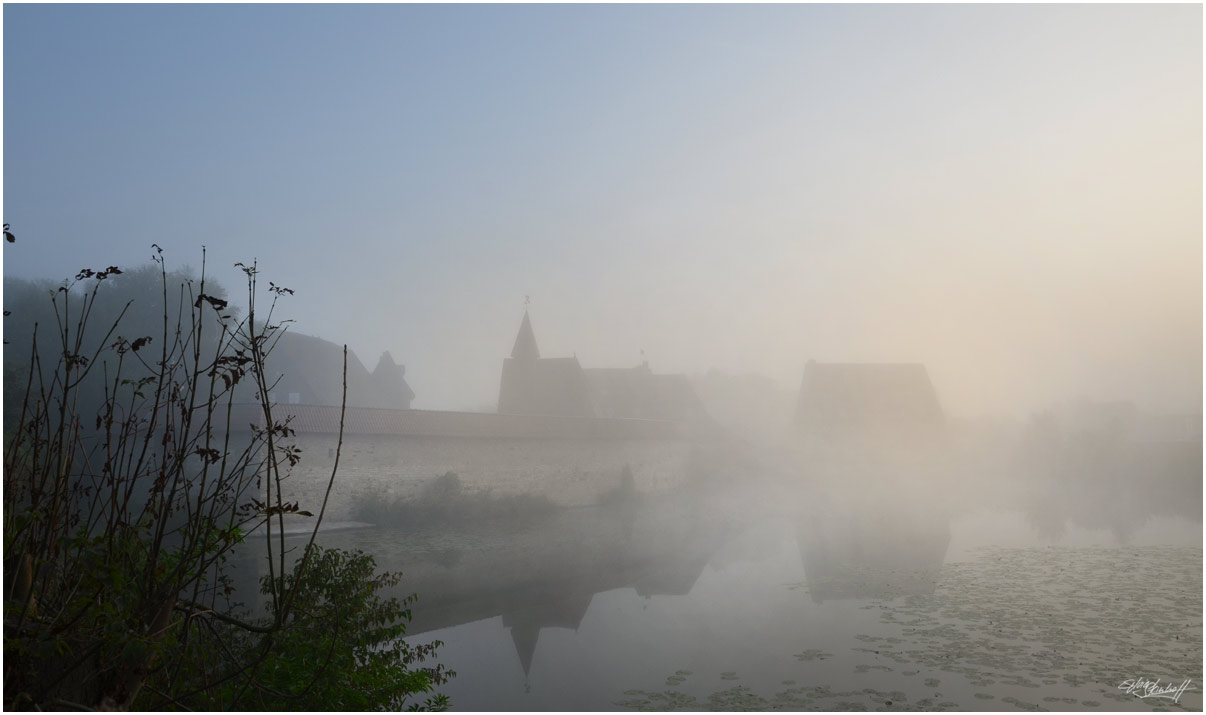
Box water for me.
[297,475,1202,712]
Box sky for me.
[3,4,1202,417]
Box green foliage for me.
[4,254,249,709]
[3,250,450,710]
[352,471,557,529]
[211,547,453,711]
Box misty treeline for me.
[352,471,560,530]
[3,248,451,710]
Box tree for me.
[3,261,231,442]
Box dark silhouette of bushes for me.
[352,471,557,529]
[3,248,450,710]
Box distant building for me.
[583,365,705,422]
[791,360,948,484]
[368,351,416,410]
[1046,400,1202,445]
[497,311,706,422]
[262,331,414,410]
[498,312,593,416]
[794,360,945,445]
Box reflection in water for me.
[1015,420,1203,542]
[796,506,950,603]
[229,427,1200,712]
[503,595,593,679]
[280,464,1202,712]
[302,492,730,686]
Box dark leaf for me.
[194,293,229,311]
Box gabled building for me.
[497,311,706,423]
[498,312,592,417]
[261,331,414,410]
[583,365,706,422]
[793,360,948,482]
[368,351,416,410]
[795,360,945,445]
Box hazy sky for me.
[4,4,1201,417]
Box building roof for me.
[265,331,372,406]
[795,361,944,439]
[369,351,416,409]
[262,331,414,410]
[498,311,707,423]
[511,310,540,360]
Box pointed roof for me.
[369,350,416,408]
[374,350,400,373]
[509,623,540,677]
[510,310,540,360]
[502,593,593,677]
[265,331,373,406]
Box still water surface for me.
[304,477,1202,712]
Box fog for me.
[4,4,1201,418]
[3,3,1202,712]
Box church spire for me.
[511,310,540,360]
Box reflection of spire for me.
[511,310,540,360]
[508,622,540,678]
[502,592,593,678]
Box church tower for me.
[510,310,540,361]
[497,309,591,416]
